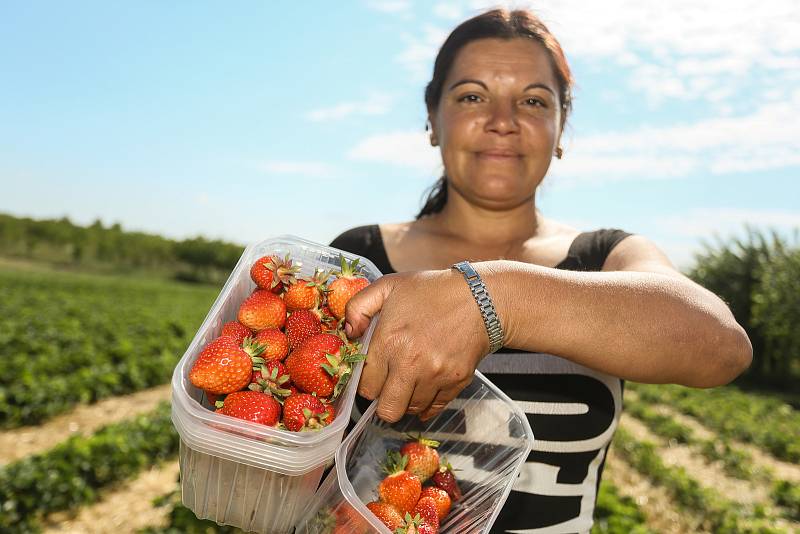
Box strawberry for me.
[327,255,370,320]
[283,269,329,311]
[250,254,299,292]
[319,304,338,330]
[252,328,289,361]
[215,390,281,426]
[220,320,253,345]
[412,496,440,530]
[397,511,438,534]
[189,336,253,394]
[432,459,462,502]
[285,333,364,398]
[419,486,451,521]
[249,360,292,399]
[281,392,334,431]
[378,451,422,515]
[333,503,372,534]
[285,309,323,349]
[366,501,406,532]
[238,289,287,331]
[400,434,440,482]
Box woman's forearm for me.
[479,260,752,387]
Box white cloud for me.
[549,89,800,185]
[655,208,800,240]
[305,92,394,122]
[347,130,442,172]
[256,161,334,177]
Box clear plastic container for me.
[171,235,382,534]
[295,370,534,534]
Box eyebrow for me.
[448,79,556,96]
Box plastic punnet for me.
[171,235,381,534]
[295,370,534,534]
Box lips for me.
[476,149,521,159]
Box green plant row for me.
[624,397,767,481]
[771,481,800,522]
[0,402,178,533]
[612,426,785,534]
[0,267,216,428]
[591,481,654,534]
[627,382,800,463]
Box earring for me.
[554,146,563,159]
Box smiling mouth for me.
[476,150,521,160]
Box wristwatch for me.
[452,261,505,354]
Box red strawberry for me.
[327,255,370,320]
[215,390,281,426]
[400,434,440,482]
[366,501,406,531]
[250,254,299,292]
[412,496,440,530]
[249,360,292,399]
[378,451,422,515]
[189,336,253,394]
[432,459,462,502]
[285,333,364,398]
[220,321,253,345]
[238,289,287,331]
[419,486,451,521]
[285,309,323,349]
[252,328,289,361]
[281,393,334,431]
[284,269,329,311]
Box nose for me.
[484,100,519,136]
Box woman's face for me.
[431,38,563,210]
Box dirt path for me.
[42,461,179,534]
[603,443,707,533]
[0,384,171,465]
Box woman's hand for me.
[344,269,490,422]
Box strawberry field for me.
[1,263,799,533]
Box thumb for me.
[344,275,394,339]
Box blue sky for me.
[1,1,798,268]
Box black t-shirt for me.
[330,224,632,534]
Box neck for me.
[425,191,541,249]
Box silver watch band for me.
[452,260,504,354]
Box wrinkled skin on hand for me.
[344,269,491,422]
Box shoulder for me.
[601,231,685,278]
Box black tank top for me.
[330,224,632,534]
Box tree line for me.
[0,213,243,284]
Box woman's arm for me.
[488,234,752,388]
[344,235,752,422]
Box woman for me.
[331,8,751,533]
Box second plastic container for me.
[295,370,534,534]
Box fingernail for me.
[344,322,353,337]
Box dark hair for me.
[416,8,574,219]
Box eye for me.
[458,94,483,103]
[522,97,546,107]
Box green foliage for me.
[0,212,243,284]
[771,480,800,521]
[0,267,216,427]
[0,403,178,533]
[592,482,653,534]
[752,245,800,380]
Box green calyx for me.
[333,254,364,278]
[406,433,440,449]
[381,450,409,475]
